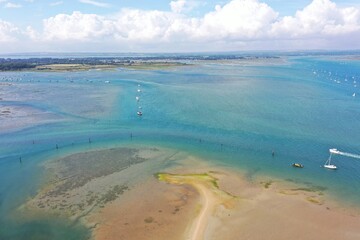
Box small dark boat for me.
[137,111,143,116]
[292,163,304,168]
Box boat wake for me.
[330,148,360,160]
[324,148,360,170]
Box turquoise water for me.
[1,54,360,238]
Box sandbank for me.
[21,146,360,240]
[33,62,187,72]
[36,64,119,72]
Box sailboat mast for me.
[328,153,332,164]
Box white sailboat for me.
[324,148,338,170]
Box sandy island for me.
[20,146,360,240]
[34,62,188,72]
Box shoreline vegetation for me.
[1,51,359,72]
[0,55,280,72]
[19,146,360,240]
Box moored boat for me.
[324,164,337,170]
[292,163,304,168]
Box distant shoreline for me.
[0,61,189,72]
[0,55,281,72]
[35,62,189,72]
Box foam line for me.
[337,151,360,159]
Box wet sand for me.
[23,147,360,240]
[209,172,360,240]
[0,104,61,133]
[89,177,199,240]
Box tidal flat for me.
[20,146,360,240]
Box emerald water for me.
[1,54,360,239]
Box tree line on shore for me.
[0,55,280,71]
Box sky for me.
[0,0,360,53]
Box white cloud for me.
[36,0,360,50]
[43,11,114,41]
[1,0,360,52]
[50,1,63,6]
[197,0,278,39]
[112,9,178,41]
[25,26,38,40]
[0,19,20,42]
[170,0,186,13]
[170,0,202,14]
[39,0,279,43]
[5,2,22,8]
[271,0,360,38]
[79,0,110,8]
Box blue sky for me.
[0,0,360,52]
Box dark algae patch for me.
[30,148,146,216]
[260,180,273,189]
[47,148,145,195]
[99,185,129,204]
[144,217,154,223]
[20,147,157,239]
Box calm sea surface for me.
[1,54,360,239]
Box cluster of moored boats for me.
[312,70,358,98]
[292,148,359,170]
[292,148,338,169]
[136,84,142,116]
